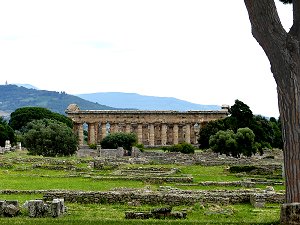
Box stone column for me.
[161,124,167,146]
[173,124,179,145]
[149,124,155,146]
[101,123,107,139]
[88,123,96,144]
[185,124,191,144]
[78,123,84,146]
[137,124,143,144]
[110,123,118,134]
[125,124,131,133]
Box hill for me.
[0,85,119,116]
[77,92,221,111]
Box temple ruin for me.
[66,104,229,147]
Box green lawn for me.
[0,150,283,224]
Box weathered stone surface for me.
[0,201,6,215]
[4,204,19,217]
[27,200,48,217]
[250,194,265,208]
[66,105,229,146]
[281,203,300,225]
[42,188,284,206]
[125,207,187,220]
[125,212,153,219]
[51,198,65,218]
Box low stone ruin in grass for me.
[0,199,66,218]
[125,207,187,220]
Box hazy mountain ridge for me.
[77,92,221,111]
[0,85,119,116]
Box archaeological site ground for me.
[0,148,283,224]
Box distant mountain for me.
[77,92,221,111]
[14,83,39,90]
[0,85,119,116]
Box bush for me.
[23,119,78,157]
[209,128,258,158]
[134,143,145,152]
[228,165,258,173]
[165,143,195,154]
[88,143,98,149]
[100,132,137,150]
[209,130,238,157]
[235,127,257,157]
[0,117,15,146]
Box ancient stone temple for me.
[66,104,229,147]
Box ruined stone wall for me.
[42,189,284,206]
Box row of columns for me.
[74,122,201,147]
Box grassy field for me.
[0,150,283,224]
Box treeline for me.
[199,100,282,157]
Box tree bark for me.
[244,0,300,204]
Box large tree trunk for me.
[244,1,300,223]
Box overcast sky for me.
[0,1,293,117]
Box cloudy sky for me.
[0,1,293,117]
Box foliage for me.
[134,143,145,152]
[199,99,282,151]
[0,117,15,146]
[100,132,137,150]
[209,130,238,157]
[9,107,73,131]
[88,143,97,149]
[198,119,226,149]
[235,128,257,157]
[23,119,78,157]
[209,128,257,157]
[228,165,259,173]
[229,99,254,130]
[165,142,195,154]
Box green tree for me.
[209,128,257,158]
[209,130,238,157]
[0,117,15,146]
[9,107,73,131]
[229,99,254,130]
[235,127,257,157]
[198,119,225,149]
[243,1,300,212]
[23,119,78,157]
[100,132,137,150]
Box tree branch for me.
[290,1,300,39]
[244,0,287,59]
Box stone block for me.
[0,201,6,215]
[281,203,300,225]
[27,200,47,217]
[250,194,265,208]
[51,198,65,217]
[4,204,19,217]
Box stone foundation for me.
[42,188,284,206]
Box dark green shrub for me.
[23,119,78,157]
[229,165,258,173]
[135,143,145,152]
[88,143,97,149]
[100,132,137,150]
[0,117,15,146]
[166,143,195,154]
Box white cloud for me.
[0,0,293,117]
